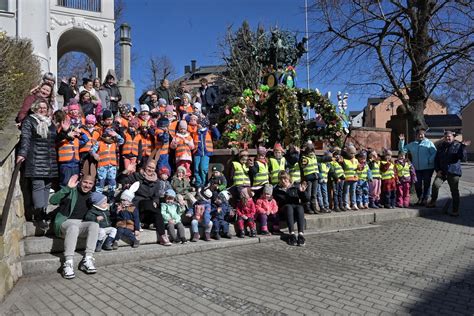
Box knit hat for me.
[263,184,273,195]
[183,93,192,101]
[157,117,170,128]
[178,120,188,130]
[164,105,174,114]
[68,98,78,106]
[42,72,56,82]
[158,98,167,106]
[346,145,357,155]
[257,146,267,156]
[383,149,393,157]
[323,151,333,162]
[357,151,367,159]
[140,104,150,113]
[273,143,284,153]
[176,166,187,174]
[121,182,141,203]
[211,165,223,172]
[90,192,108,211]
[119,103,131,114]
[239,150,249,157]
[306,141,315,151]
[164,189,176,198]
[129,118,140,128]
[173,96,181,101]
[193,102,202,112]
[201,188,213,200]
[159,167,170,177]
[85,114,97,125]
[102,110,113,120]
[219,190,231,202]
[68,103,80,111]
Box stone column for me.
[117,23,135,105]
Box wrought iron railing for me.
[57,0,101,12]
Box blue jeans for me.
[415,169,434,200]
[191,219,213,234]
[212,218,229,235]
[193,155,210,187]
[317,182,329,209]
[96,165,117,198]
[356,180,369,205]
[332,181,344,209]
[343,181,357,206]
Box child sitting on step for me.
[86,192,118,251]
[161,189,187,244]
[114,182,141,248]
[255,184,279,235]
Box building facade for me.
[461,100,474,159]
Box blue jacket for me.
[399,138,437,170]
[187,200,212,224]
[211,202,232,221]
[434,141,467,177]
[195,127,221,157]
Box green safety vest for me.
[290,162,301,183]
[232,161,250,186]
[319,162,330,181]
[269,157,286,184]
[396,162,411,178]
[343,158,359,180]
[330,161,345,179]
[357,164,369,181]
[253,160,269,186]
[302,155,318,176]
[380,161,395,180]
[370,160,381,179]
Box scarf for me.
[31,113,52,139]
[140,168,158,182]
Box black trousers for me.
[138,200,166,236]
[282,204,305,234]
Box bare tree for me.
[58,52,96,80]
[143,55,176,91]
[309,0,474,130]
[440,62,474,113]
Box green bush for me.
[0,32,41,128]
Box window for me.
[0,0,8,11]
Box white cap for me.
[140,104,150,113]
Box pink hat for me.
[85,114,96,125]
[178,120,188,130]
[273,143,284,152]
[68,104,80,111]
[164,105,174,114]
[257,146,267,156]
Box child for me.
[171,166,195,208]
[286,144,301,184]
[235,188,257,238]
[342,145,359,211]
[356,151,371,209]
[328,148,345,212]
[170,120,194,177]
[210,191,233,239]
[249,146,270,187]
[380,149,396,209]
[395,151,417,208]
[121,118,141,172]
[79,114,100,162]
[138,120,155,167]
[255,184,279,235]
[138,104,155,128]
[86,192,118,251]
[193,116,221,188]
[157,167,173,199]
[300,142,320,214]
[268,143,287,185]
[208,165,227,193]
[317,151,332,213]
[114,183,141,248]
[186,188,213,242]
[160,189,187,244]
[368,149,382,208]
[155,117,171,171]
[91,127,124,201]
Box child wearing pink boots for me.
[395,151,417,208]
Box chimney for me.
[184,65,191,74]
[191,60,197,73]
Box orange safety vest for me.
[97,142,117,167]
[58,138,80,162]
[169,120,178,138]
[195,130,214,154]
[122,132,142,156]
[175,135,193,159]
[155,128,170,155]
[140,135,154,157]
[79,128,100,154]
[120,117,129,129]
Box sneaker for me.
[238,231,245,238]
[297,234,306,247]
[159,234,172,246]
[213,233,221,240]
[62,260,75,279]
[223,232,233,239]
[181,237,188,244]
[36,219,49,231]
[249,229,257,237]
[112,241,119,250]
[261,230,271,236]
[132,240,140,248]
[287,234,297,246]
[79,256,97,274]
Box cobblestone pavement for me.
[2,197,474,316]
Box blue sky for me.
[122,0,375,111]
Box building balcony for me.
[57,0,101,12]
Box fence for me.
[57,0,101,12]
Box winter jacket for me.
[273,185,307,207]
[171,176,192,195]
[118,172,162,206]
[57,81,78,105]
[161,202,184,224]
[209,175,227,192]
[84,207,112,228]
[255,197,279,215]
[115,206,140,232]
[17,115,58,178]
[399,138,437,170]
[236,199,256,218]
[187,200,212,224]
[194,127,221,156]
[156,86,171,104]
[394,159,417,184]
[211,202,232,221]
[102,83,122,113]
[434,141,467,177]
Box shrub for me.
[0,32,41,128]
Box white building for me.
[0,0,115,81]
[349,110,364,127]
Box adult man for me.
[156,79,171,104]
[399,129,437,205]
[102,74,122,116]
[199,78,217,114]
[50,174,99,279]
[427,131,469,216]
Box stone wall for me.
[0,124,24,302]
[345,127,392,151]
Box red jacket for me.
[255,198,278,215]
[236,199,256,218]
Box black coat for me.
[18,115,58,178]
[57,81,78,105]
[118,172,162,206]
[434,141,467,177]
[199,86,218,110]
[273,184,307,207]
[102,83,122,113]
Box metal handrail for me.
[0,162,21,236]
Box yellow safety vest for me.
[357,164,369,181]
[343,158,359,181]
[302,155,318,176]
[269,157,286,184]
[395,162,411,178]
[330,161,345,179]
[370,160,381,179]
[232,161,250,186]
[290,162,301,183]
[253,161,269,186]
[380,161,395,180]
[319,162,329,181]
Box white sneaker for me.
[352,204,359,210]
[62,260,75,279]
[79,256,97,274]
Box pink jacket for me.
[255,198,278,215]
[236,199,256,218]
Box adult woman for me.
[273,171,308,246]
[58,76,79,106]
[399,129,437,205]
[16,82,53,124]
[17,99,58,229]
[118,159,172,246]
[79,90,102,117]
[102,74,121,115]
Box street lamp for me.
[120,23,131,44]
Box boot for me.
[223,232,233,239]
[159,234,172,246]
[368,201,378,209]
[311,202,321,214]
[304,203,314,214]
[95,239,104,252]
[132,239,140,248]
[191,232,200,242]
[204,232,211,241]
[34,208,49,231]
[112,240,119,250]
[102,236,114,251]
[250,229,257,237]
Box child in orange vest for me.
[79,114,100,163]
[138,120,155,167]
[91,128,124,201]
[170,120,194,178]
[121,117,141,173]
[193,116,221,188]
[155,117,171,171]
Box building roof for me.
[425,114,462,128]
[367,97,386,105]
[349,110,363,117]
[193,65,227,75]
[461,100,474,113]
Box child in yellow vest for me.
[342,145,359,211]
[299,142,320,214]
[368,149,382,208]
[380,149,396,208]
[356,151,371,209]
[395,151,417,208]
[328,148,345,212]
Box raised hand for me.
[399,134,405,140]
[68,174,79,189]
[462,140,471,146]
[16,156,25,164]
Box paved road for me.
[2,199,474,315]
